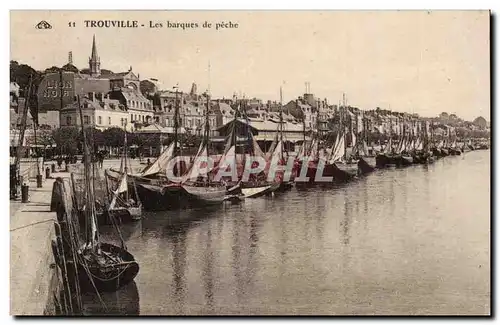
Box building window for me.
[66,116,71,125]
[124,118,127,126]
[130,114,133,121]
[84,115,90,124]
[108,117,111,125]
[165,118,169,126]
[98,116,102,125]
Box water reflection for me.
[170,224,187,311]
[81,281,139,315]
[85,151,490,315]
[202,225,215,312]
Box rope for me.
[82,256,133,282]
[81,257,109,313]
[10,218,54,232]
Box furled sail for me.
[141,141,176,176]
[266,133,279,160]
[326,133,340,162]
[330,133,346,163]
[384,138,393,154]
[251,133,266,159]
[309,139,319,161]
[182,145,210,183]
[416,138,423,150]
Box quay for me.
[9,158,133,315]
[10,172,60,315]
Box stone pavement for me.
[10,173,68,315]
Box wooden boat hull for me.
[77,242,139,293]
[241,182,280,198]
[135,183,187,211]
[400,155,413,166]
[431,148,444,158]
[109,205,142,221]
[376,154,395,168]
[181,184,226,205]
[440,148,449,156]
[293,161,320,186]
[358,157,376,174]
[224,194,244,203]
[274,181,294,193]
[333,162,359,182]
[106,169,185,211]
[412,152,429,164]
[294,160,356,184]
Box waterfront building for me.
[59,93,129,130]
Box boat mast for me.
[205,93,210,185]
[315,100,320,160]
[173,86,179,156]
[14,74,33,189]
[123,123,129,202]
[299,99,306,154]
[77,95,99,249]
[354,110,359,156]
[389,117,393,154]
[279,86,284,160]
[232,101,237,152]
[342,93,347,161]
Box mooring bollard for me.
[36,174,43,188]
[46,167,51,179]
[51,163,56,173]
[21,183,29,203]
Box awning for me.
[253,134,311,143]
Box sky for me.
[10,10,490,121]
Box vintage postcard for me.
[9,10,490,316]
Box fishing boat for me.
[272,86,295,193]
[106,88,190,211]
[105,130,143,221]
[180,94,226,205]
[75,95,139,292]
[354,115,376,174]
[376,137,399,168]
[219,103,279,198]
[329,130,359,181]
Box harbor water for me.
[83,150,490,315]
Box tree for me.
[44,66,62,73]
[80,68,114,75]
[52,127,80,155]
[61,63,79,73]
[140,80,156,97]
[10,61,39,92]
[102,127,126,147]
[78,127,104,151]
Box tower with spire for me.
[88,35,101,77]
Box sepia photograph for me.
[8,10,490,316]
